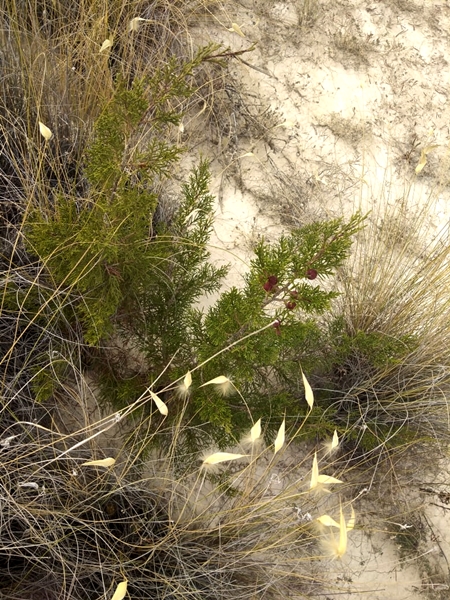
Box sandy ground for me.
[181,0,450,597]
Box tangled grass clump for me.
[322,189,450,456]
[0,381,355,600]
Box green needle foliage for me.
[95,204,365,450]
[21,26,366,450]
[188,213,366,440]
[25,45,222,346]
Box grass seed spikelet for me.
[111,580,128,600]
[150,390,168,416]
[310,452,343,493]
[274,419,286,455]
[81,457,116,468]
[39,121,53,141]
[200,375,234,396]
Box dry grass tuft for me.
[317,113,370,149]
[332,20,378,68]
[297,0,321,28]
[328,184,450,453]
[0,381,359,599]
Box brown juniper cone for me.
[263,275,278,292]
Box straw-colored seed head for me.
[183,370,192,391]
[129,17,145,32]
[199,375,234,396]
[227,23,245,37]
[250,418,262,443]
[310,452,343,493]
[150,390,168,416]
[323,430,340,454]
[316,514,340,529]
[202,452,246,466]
[274,419,285,454]
[99,39,112,53]
[241,418,264,449]
[81,457,116,468]
[39,121,53,141]
[111,580,128,600]
[319,504,354,559]
[337,503,348,557]
[301,369,314,410]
